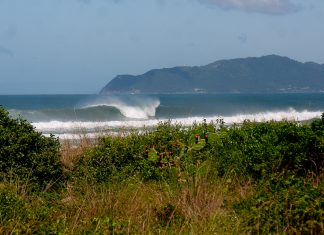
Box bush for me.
[225,117,324,234]
[75,132,144,182]
[234,175,324,234]
[75,121,213,183]
[76,118,324,184]
[0,184,31,222]
[0,107,63,191]
[209,120,324,179]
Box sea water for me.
[0,93,323,139]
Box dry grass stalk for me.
[56,175,250,234]
[60,134,96,170]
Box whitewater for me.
[1,93,323,139]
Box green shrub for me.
[210,120,324,179]
[0,107,63,191]
[0,184,31,222]
[77,118,323,183]
[235,175,324,234]
[75,121,213,183]
[76,132,143,182]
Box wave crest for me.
[81,95,160,119]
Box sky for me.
[0,0,323,94]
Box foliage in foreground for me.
[74,118,324,234]
[0,107,323,234]
[77,119,323,183]
[0,107,63,191]
[211,120,324,179]
[235,174,324,234]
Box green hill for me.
[100,55,324,94]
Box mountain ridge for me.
[100,55,324,94]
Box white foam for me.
[81,95,160,119]
[43,132,114,140]
[223,108,321,124]
[33,109,322,137]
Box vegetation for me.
[0,106,323,234]
[0,107,63,191]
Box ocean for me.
[1,93,323,139]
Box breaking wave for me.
[80,95,160,119]
[33,108,322,139]
[9,95,161,122]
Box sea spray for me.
[80,95,160,119]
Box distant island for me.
[100,55,324,94]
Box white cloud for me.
[199,0,301,14]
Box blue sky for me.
[0,0,323,94]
